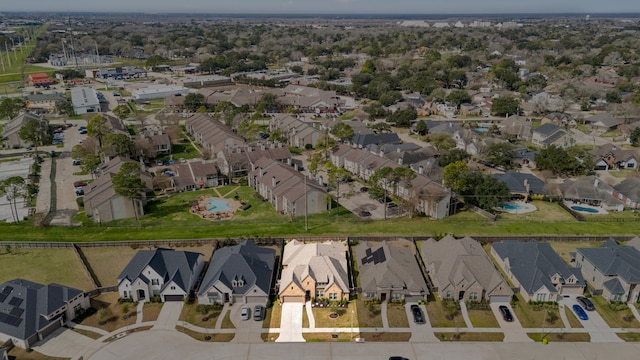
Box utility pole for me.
[304,174,309,232]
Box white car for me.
[240,306,251,321]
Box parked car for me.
[410,304,425,324]
[240,306,251,321]
[253,305,264,321]
[72,159,82,166]
[74,181,88,188]
[576,296,595,311]
[572,304,589,320]
[499,305,513,322]
[75,187,84,196]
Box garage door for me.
[245,296,265,304]
[282,296,304,303]
[164,294,185,302]
[39,318,62,339]
[490,295,511,303]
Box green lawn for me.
[175,325,235,342]
[0,247,94,290]
[511,296,563,329]
[468,309,499,328]
[387,303,409,328]
[435,332,504,342]
[528,332,590,342]
[263,301,282,329]
[564,306,584,328]
[179,303,223,329]
[356,300,383,328]
[425,299,466,328]
[617,332,640,341]
[549,241,603,264]
[590,296,640,328]
[310,306,354,328]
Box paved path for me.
[35,156,52,214]
[152,302,183,330]
[69,322,110,336]
[276,302,305,342]
[405,303,439,343]
[459,301,473,328]
[629,302,640,324]
[33,327,95,358]
[215,303,230,329]
[135,302,145,325]
[558,303,571,329]
[380,301,389,328]
[490,303,532,342]
[305,301,316,329]
[560,296,623,343]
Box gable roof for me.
[560,176,622,206]
[492,240,584,295]
[423,236,512,298]
[0,279,83,341]
[613,177,640,203]
[117,248,203,294]
[533,123,561,136]
[577,239,640,284]
[355,240,428,295]
[198,240,275,297]
[280,240,349,295]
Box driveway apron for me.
[276,302,305,342]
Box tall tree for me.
[415,119,428,136]
[0,176,27,223]
[184,93,205,112]
[330,122,355,143]
[87,115,110,148]
[327,167,351,216]
[255,93,279,113]
[102,133,133,158]
[112,162,147,221]
[19,118,48,155]
[0,98,26,119]
[491,96,520,117]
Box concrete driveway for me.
[490,303,532,342]
[405,303,438,343]
[559,296,623,343]
[276,302,305,342]
[232,304,264,343]
[32,327,95,358]
[152,301,183,330]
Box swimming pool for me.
[571,206,600,214]
[497,201,537,214]
[502,203,526,211]
[474,128,489,133]
[205,198,232,213]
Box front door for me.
[138,289,146,300]
[305,290,311,301]
[380,293,387,302]
[458,291,465,301]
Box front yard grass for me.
[387,303,409,328]
[221,310,235,329]
[617,332,640,341]
[261,332,279,342]
[511,296,563,329]
[0,248,94,291]
[303,332,355,342]
[310,305,354,328]
[591,296,640,328]
[468,309,499,328]
[179,303,222,329]
[527,332,590,342]
[359,332,411,342]
[564,306,584,328]
[263,302,282,329]
[356,300,383,328]
[78,293,138,332]
[142,303,163,322]
[435,332,504,342]
[70,327,103,339]
[175,325,235,342]
[425,299,466,328]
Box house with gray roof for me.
[0,279,89,349]
[501,115,532,141]
[560,176,623,212]
[185,113,245,156]
[1,347,7,360]
[356,240,429,302]
[423,236,512,303]
[279,240,350,303]
[491,241,585,302]
[198,240,275,305]
[612,177,640,209]
[589,143,638,171]
[492,171,545,201]
[117,248,205,302]
[531,123,572,148]
[586,112,621,130]
[575,239,640,303]
[1,113,49,150]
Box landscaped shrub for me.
[608,301,629,312]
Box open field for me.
[0,247,94,290]
[81,244,215,286]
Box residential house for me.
[70,87,101,114]
[575,239,640,302]
[249,158,326,216]
[217,142,292,178]
[84,157,153,223]
[423,236,512,303]
[560,176,624,211]
[356,240,429,302]
[541,113,575,128]
[279,85,344,113]
[117,248,205,302]
[612,177,640,209]
[459,103,482,116]
[384,145,439,166]
[329,144,355,169]
[171,161,222,192]
[0,279,89,349]
[185,114,245,156]
[1,113,49,149]
[398,173,451,220]
[501,115,532,141]
[135,128,171,159]
[586,112,621,131]
[0,348,6,360]
[269,114,322,148]
[511,145,538,168]
[427,122,462,135]
[492,171,545,201]
[279,240,350,303]
[24,93,66,113]
[198,240,275,305]
[199,87,275,108]
[590,143,638,171]
[491,241,585,302]
[531,123,572,148]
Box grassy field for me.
[387,304,409,328]
[175,325,235,342]
[591,296,640,328]
[0,247,94,290]
[81,244,215,286]
[179,303,223,328]
[468,309,499,328]
[79,293,137,332]
[435,332,504,342]
[425,299,466,328]
[498,201,576,222]
[527,332,590,342]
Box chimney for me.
[418,166,424,175]
[398,158,403,165]
[397,147,401,153]
[272,176,277,188]
[594,177,599,188]
[259,168,263,177]
[287,158,292,165]
[294,163,299,171]
[379,150,384,157]
[261,143,266,151]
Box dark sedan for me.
[410,304,425,324]
[576,296,595,311]
[499,305,513,322]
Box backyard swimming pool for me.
[571,205,600,214]
[502,203,527,211]
[497,201,537,214]
[206,198,232,213]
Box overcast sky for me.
[3,0,639,14]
